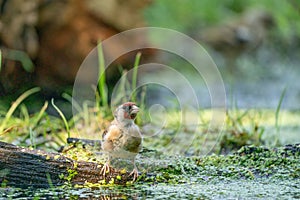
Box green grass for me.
[0,89,67,150]
[0,86,299,154]
[97,41,108,109]
[274,87,286,145]
[143,108,300,155]
[51,98,70,138]
[145,0,300,42]
[95,43,143,117]
[0,87,40,134]
[131,52,141,102]
[0,53,298,153]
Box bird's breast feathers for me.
[102,123,142,153]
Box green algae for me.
[195,145,300,180]
[1,144,299,199]
[133,144,299,186]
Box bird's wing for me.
[105,124,123,141]
[123,136,142,153]
[102,123,123,152]
[122,125,142,153]
[102,119,120,140]
[102,130,108,140]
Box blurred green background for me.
[144,0,300,110]
[145,0,300,40]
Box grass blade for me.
[20,104,30,125]
[32,101,48,128]
[131,52,141,102]
[274,87,287,145]
[0,87,40,134]
[62,93,82,113]
[51,98,70,138]
[29,127,36,149]
[97,41,108,108]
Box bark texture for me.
[0,141,131,188]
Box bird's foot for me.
[100,162,110,177]
[129,167,139,182]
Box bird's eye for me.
[128,105,132,110]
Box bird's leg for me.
[129,159,139,181]
[100,156,111,177]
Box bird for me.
[100,102,142,181]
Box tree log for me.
[0,141,131,188]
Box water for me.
[1,178,299,199]
[141,46,300,110]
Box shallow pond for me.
[1,178,299,199]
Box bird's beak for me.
[129,105,139,119]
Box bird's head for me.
[114,102,139,124]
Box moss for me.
[194,145,300,179]
[61,143,106,164]
[116,175,122,180]
[135,144,300,185]
[59,168,78,183]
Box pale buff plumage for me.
[101,102,142,181]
